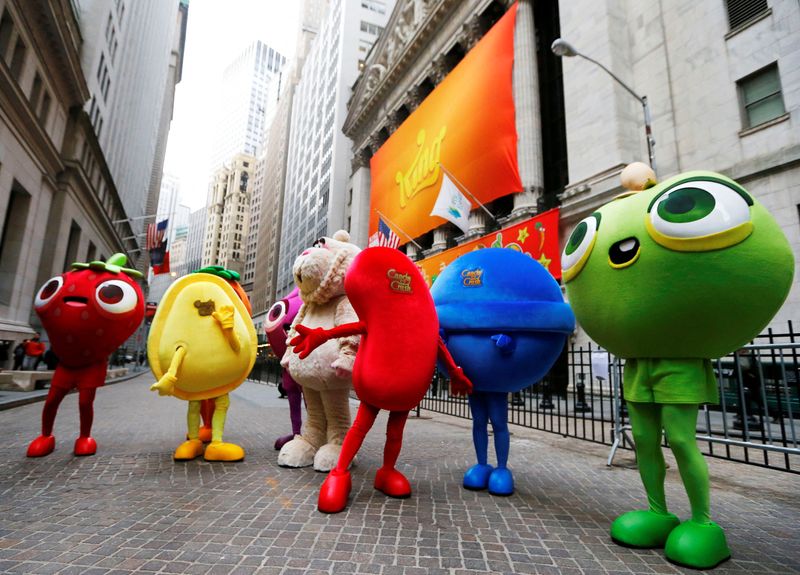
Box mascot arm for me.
[437,337,473,396]
[150,345,186,396]
[212,305,240,352]
[334,297,360,369]
[290,322,366,359]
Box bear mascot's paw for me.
[278,436,317,468]
[313,442,343,472]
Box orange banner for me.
[369,4,521,241]
[417,209,562,287]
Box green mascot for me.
[562,163,794,569]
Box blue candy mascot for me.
[431,248,574,495]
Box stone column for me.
[405,243,419,261]
[430,227,448,253]
[430,55,448,86]
[511,0,544,219]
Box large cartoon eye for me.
[562,213,601,282]
[264,300,288,332]
[647,178,753,251]
[95,279,139,314]
[34,276,64,307]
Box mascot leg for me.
[198,399,214,443]
[279,387,324,468]
[486,392,513,495]
[662,404,730,569]
[174,400,205,461]
[73,387,98,456]
[27,384,70,457]
[318,402,380,513]
[274,375,302,450]
[204,394,245,462]
[313,387,351,472]
[463,392,493,490]
[374,410,411,498]
[611,402,679,547]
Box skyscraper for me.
[78,0,181,245]
[209,41,287,171]
[275,0,394,297]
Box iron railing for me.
[249,323,800,473]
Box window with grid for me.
[737,63,786,129]
[725,0,769,31]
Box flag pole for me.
[375,209,424,251]
[438,163,497,223]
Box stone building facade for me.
[0,0,154,366]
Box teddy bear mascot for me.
[562,163,794,569]
[279,230,361,471]
[264,287,304,450]
[289,246,473,513]
[27,254,145,457]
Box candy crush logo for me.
[461,268,483,287]
[387,269,412,294]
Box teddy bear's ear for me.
[333,230,351,243]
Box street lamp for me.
[551,38,657,177]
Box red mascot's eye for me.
[98,284,124,304]
[34,276,64,308]
[95,280,139,314]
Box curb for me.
[0,369,150,411]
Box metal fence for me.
[420,323,800,474]
[248,323,800,474]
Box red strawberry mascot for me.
[27,254,144,457]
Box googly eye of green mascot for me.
[562,163,793,569]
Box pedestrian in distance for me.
[23,333,46,370]
[13,340,27,370]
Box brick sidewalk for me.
[0,375,798,574]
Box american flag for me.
[146,219,169,250]
[369,217,400,249]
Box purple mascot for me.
[265,288,304,450]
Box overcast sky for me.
[163,0,301,211]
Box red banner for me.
[368,4,521,242]
[417,208,561,287]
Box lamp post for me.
[551,38,657,177]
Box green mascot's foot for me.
[664,520,731,570]
[611,510,680,548]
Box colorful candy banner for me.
[417,208,562,286]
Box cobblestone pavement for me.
[0,374,798,575]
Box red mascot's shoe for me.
[74,436,97,456]
[27,435,56,457]
[374,466,411,498]
[318,468,352,513]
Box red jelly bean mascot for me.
[27,254,145,457]
[264,287,304,450]
[290,247,473,513]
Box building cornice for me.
[0,61,63,177]
[17,0,90,106]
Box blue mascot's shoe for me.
[463,463,494,490]
[488,467,514,496]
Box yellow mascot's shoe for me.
[198,426,213,443]
[204,441,245,462]
[173,439,205,461]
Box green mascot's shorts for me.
[623,358,719,404]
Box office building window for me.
[0,182,31,304]
[725,0,769,31]
[63,221,82,272]
[737,63,786,129]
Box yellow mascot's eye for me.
[646,178,753,251]
[562,213,601,282]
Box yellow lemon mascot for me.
[148,266,257,462]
